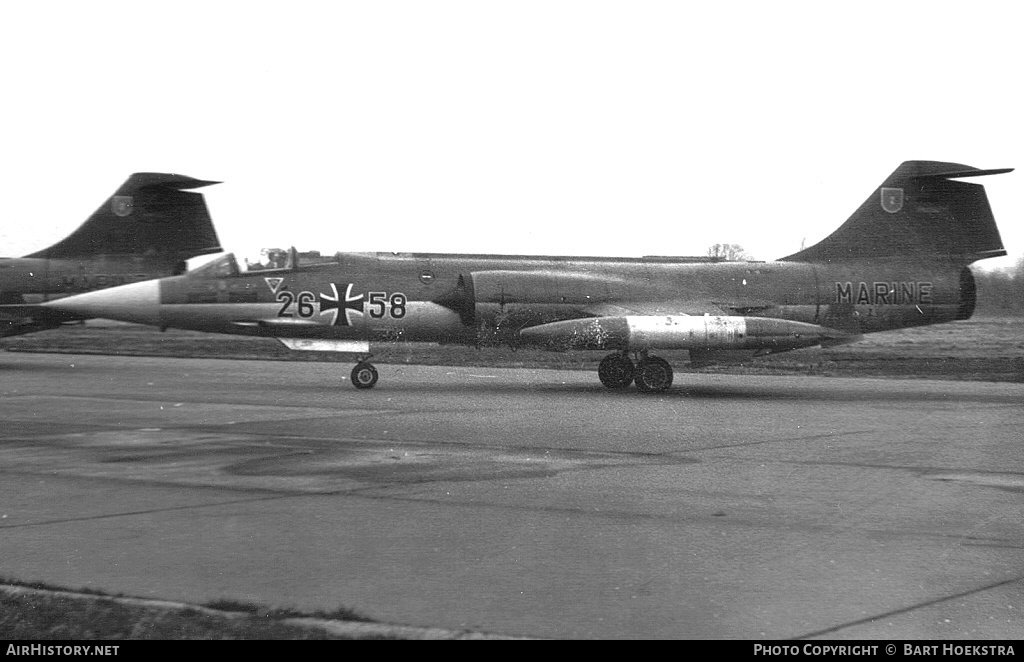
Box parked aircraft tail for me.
[25,172,222,262]
[782,161,1011,264]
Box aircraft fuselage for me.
[25,161,1006,391]
[147,252,973,346]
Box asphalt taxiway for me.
[1,352,1022,639]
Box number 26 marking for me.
[276,291,317,318]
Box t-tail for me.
[25,172,222,265]
[781,161,1011,265]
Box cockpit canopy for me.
[190,253,241,278]
[187,247,339,279]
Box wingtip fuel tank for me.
[517,315,856,353]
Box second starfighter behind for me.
[0,172,221,338]
[33,161,1011,392]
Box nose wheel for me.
[351,361,379,389]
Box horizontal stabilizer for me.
[912,167,1013,180]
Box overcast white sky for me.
[0,1,1020,271]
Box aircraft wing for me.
[0,303,88,338]
[580,298,775,318]
[581,301,729,317]
[232,318,323,329]
[0,303,84,321]
[470,270,775,317]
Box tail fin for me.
[25,173,222,261]
[781,161,1011,264]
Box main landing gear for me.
[598,352,635,389]
[349,352,673,392]
[598,351,673,393]
[350,360,379,389]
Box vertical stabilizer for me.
[781,161,1011,264]
[26,173,222,260]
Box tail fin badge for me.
[111,196,133,217]
[880,187,904,214]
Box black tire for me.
[598,353,635,388]
[634,356,673,393]
[351,362,379,389]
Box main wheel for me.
[634,356,673,393]
[598,353,635,388]
[351,362,379,389]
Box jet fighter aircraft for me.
[0,173,221,337]
[27,161,1011,392]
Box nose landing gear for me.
[351,361,379,389]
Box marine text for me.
[835,281,933,305]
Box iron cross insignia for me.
[319,283,364,326]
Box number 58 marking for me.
[368,292,407,319]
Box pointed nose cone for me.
[44,279,163,326]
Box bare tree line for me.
[974,257,1024,315]
[706,243,750,261]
